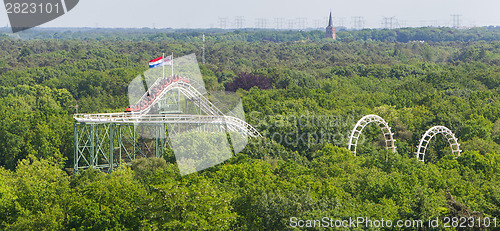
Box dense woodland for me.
[0,27,500,230]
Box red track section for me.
[126,75,191,112]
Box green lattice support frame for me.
[74,122,168,173]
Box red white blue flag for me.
[149,56,163,68]
[149,55,172,68]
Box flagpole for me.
[173,52,178,109]
[162,53,165,79]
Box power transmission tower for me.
[287,19,295,29]
[235,16,245,29]
[334,17,345,28]
[351,16,365,30]
[274,18,285,29]
[451,14,462,28]
[296,17,307,29]
[382,16,399,29]
[382,17,390,29]
[256,18,268,29]
[218,17,228,29]
[314,19,322,28]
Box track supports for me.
[74,123,168,173]
[348,114,397,156]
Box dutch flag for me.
[149,56,163,68]
[149,55,172,68]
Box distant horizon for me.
[1,0,500,30]
[2,22,500,31]
[2,25,500,32]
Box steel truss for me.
[348,114,397,156]
[73,123,168,172]
[416,126,461,162]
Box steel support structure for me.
[74,122,168,173]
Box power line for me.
[255,18,268,29]
[334,17,345,28]
[235,16,245,29]
[382,16,399,29]
[451,14,462,28]
[351,16,365,30]
[296,17,307,29]
[218,17,228,29]
[274,18,285,29]
[287,19,295,30]
[314,19,322,28]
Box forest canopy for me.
[0,28,499,230]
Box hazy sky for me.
[1,0,499,29]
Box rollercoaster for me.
[74,77,261,138]
[73,54,462,174]
[73,54,261,173]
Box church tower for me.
[326,11,336,39]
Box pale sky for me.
[1,0,499,29]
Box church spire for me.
[328,11,333,27]
[325,11,336,39]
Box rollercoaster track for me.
[224,116,262,138]
[132,77,223,116]
[348,114,462,162]
[74,77,262,138]
[416,126,461,162]
[347,114,396,156]
[74,113,262,138]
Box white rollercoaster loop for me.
[348,114,462,162]
[348,114,397,156]
[415,126,461,162]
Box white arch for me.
[415,126,461,162]
[348,114,396,156]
